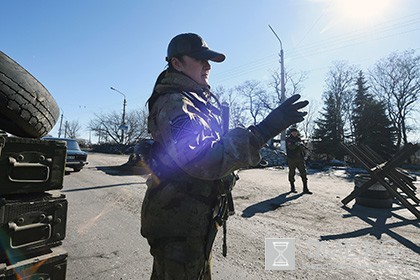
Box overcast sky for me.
[2,0,419,141]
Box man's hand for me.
[255,94,309,143]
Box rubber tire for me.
[0,51,59,138]
[355,196,393,209]
[354,174,392,199]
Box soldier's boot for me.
[302,181,312,195]
[290,182,297,193]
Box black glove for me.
[255,94,309,143]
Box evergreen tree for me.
[352,71,372,143]
[352,71,396,159]
[313,92,346,160]
[313,61,356,160]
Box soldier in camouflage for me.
[286,127,312,194]
[141,33,309,279]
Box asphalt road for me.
[60,152,254,280]
[61,152,152,280]
[61,154,270,280]
[59,152,420,280]
[60,152,274,280]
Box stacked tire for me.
[354,174,394,209]
[0,51,67,279]
[0,51,59,139]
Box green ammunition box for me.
[0,247,67,279]
[0,193,67,263]
[0,135,66,195]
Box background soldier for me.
[140,33,309,279]
[286,127,312,194]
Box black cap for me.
[166,33,225,63]
[288,127,298,134]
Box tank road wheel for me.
[0,51,59,138]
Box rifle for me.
[205,102,237,260]
[221,102,236,217]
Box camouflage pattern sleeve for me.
[149,92,262,180]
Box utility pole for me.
[58,111,64,138]
[110,87,127,144]
[269,25,286,151]
[64,120,68,138]
[98,125,102,143]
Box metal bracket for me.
[0,135,5,157]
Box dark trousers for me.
[149,237,212,280]
[288,158,307,183]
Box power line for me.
[293,0,335,50]
[214,13,420,79]
[212,14,420,85]
[287,18,420,60]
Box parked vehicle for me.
[126,138,154,167]
[43,137,88,172]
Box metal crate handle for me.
[8,157,50,183]
[8,221,52,249]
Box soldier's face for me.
[172,56,211,86]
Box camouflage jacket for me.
[147,71,262,180]
[286,135,305,160]
[141,71,262,239]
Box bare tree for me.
[324,61,358,140]
[370,49,420,147]
[124,108,149,142]
[88,107,149,145]
[259,68,308,111]
[234,80,266,126]
[213,86,249,128]
[64,120,82,139]
[299,100,318,139]
[89,111,121,144]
